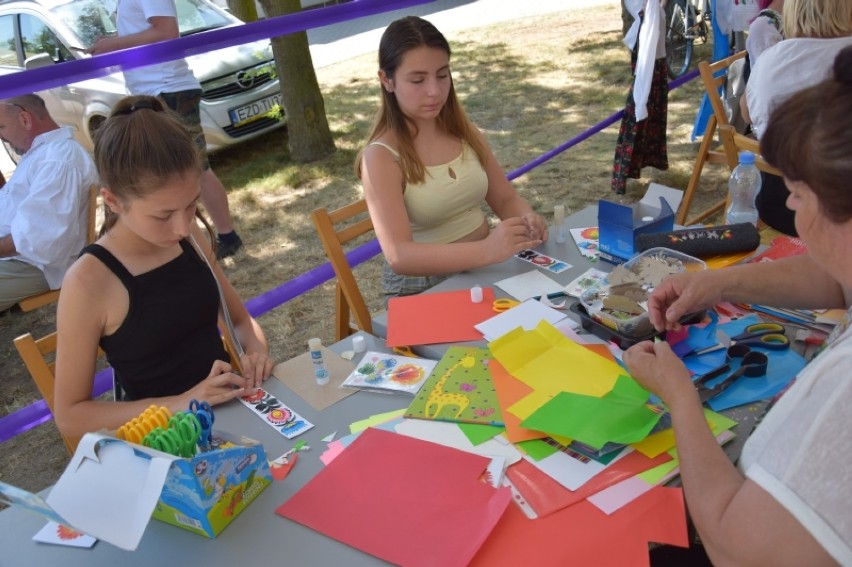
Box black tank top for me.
[82,240,229,400]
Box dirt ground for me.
[0,3,726,500]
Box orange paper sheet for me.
[386,288,497,346]
[277,427,511,567]
[470,486,689,567]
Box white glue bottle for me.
[554,205,566,243]
[308,337,330,386]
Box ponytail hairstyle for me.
[355,16,487,185]
[761,46,852,223]
[94,95,214,241]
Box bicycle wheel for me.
[665,0,694,79]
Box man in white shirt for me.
[0,94,98,311]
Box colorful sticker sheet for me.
[514,248,572,273]
[405,346,504,426]
[340,350,438,395]
[239,388,314,439]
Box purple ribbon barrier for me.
[0,40,701,444]
[0,0,435,99]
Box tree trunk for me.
[226,0,259,22]
[257,0,336,163]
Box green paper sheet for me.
[521,375,663,450]
[457,423,505,446]
[405,347,504,425]
[349,409,406,434]
[517,438,560,461]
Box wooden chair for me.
[13,332,108,454]
[678,51,753,225]
[310,199,375,342]
[718,124,782,177]
[17,185,100,312]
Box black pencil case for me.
[635,223,760,258]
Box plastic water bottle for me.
[308,338,330,386]
[725,151,761,226]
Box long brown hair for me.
[355,16,487,184]
[762,46,852,223]
[94,95,215,241]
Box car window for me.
[20,13,74,63]
[0,15,18,67]
[175,0,233,35]
[50,0,116,49]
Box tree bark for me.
[226,0,259,22]
[257,0,336,162]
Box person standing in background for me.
[89,0,243,259]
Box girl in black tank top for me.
[52,95,274,443]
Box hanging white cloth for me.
[632,0,666,121]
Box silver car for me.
[0,0,284,159]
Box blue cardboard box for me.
[598,188,678,264]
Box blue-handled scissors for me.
[189,399,214,451]
[729,322,789,350]
[493,298,521,313]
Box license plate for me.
[228,93,283,127]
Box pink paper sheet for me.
[386,288,497,346]
[277,427,511,567]
[470,486,689,567]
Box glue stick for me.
[308,338,330,386]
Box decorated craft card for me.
[404,346,503,426]
[340,351,438,395]
[240,388,314,439]
[569,227,600,260]
[515,249,572,274]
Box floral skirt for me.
[612,57,669,194]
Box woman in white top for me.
[625,47,852,566]
[741,0,852,236]
[356,16,548,298]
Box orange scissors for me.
[492,298,521,313]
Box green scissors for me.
[142,412,201,458]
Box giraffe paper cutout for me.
[405,347,504,426]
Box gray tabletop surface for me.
[0,206,775,564]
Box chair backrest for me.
[310,199,375,342]
[14,331,78,453]
[699,51,746,135]
[17,184,100,312]
[718,124,783,176]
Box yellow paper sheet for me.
[490,321,624,397]
[349,409,406,434]
[632,409,738,458]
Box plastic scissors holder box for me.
[150,430,272,539]
[39,430,272,550]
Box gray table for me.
[0,332,402,567]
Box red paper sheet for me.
[276,427,512,567]
[386,288,497,346]
[470,486,689,567]
[506,450,672,518]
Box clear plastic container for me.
[579,247,707,338]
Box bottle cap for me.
[738,151,755,165]
[470,284,483,303]
[352,335,366,353]
[308,337,322,350]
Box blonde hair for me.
[354,16,487,185]
[783,0,852,38]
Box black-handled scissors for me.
[695,344,769,403]
[728,323,789,350]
